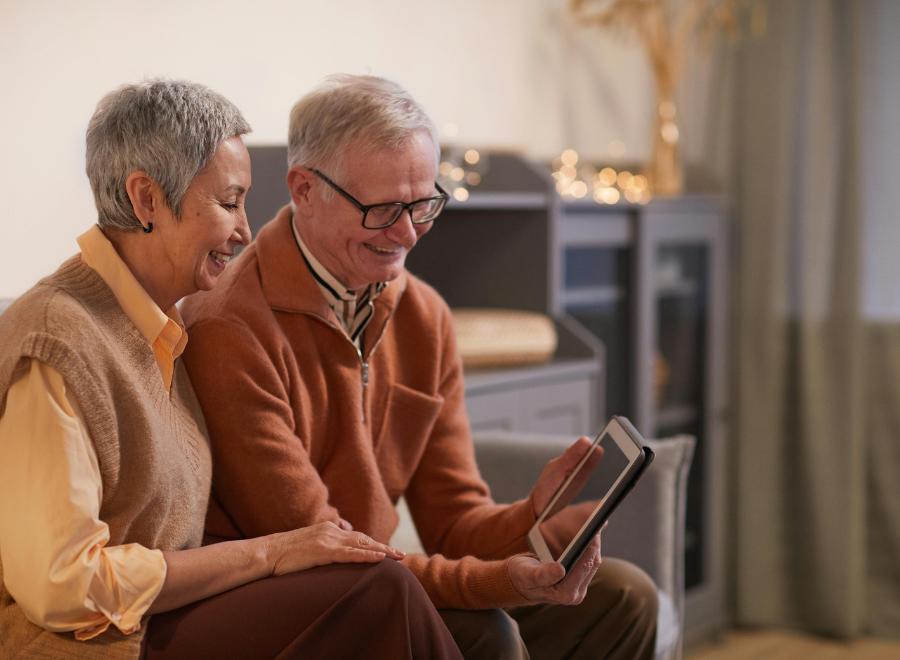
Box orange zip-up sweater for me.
[181,207,536,610]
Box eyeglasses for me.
[309,167,449,230]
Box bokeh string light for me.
[551,149,652,205]
[438,123,488,203]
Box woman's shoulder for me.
[0,258,126,373]
[3,266,107,335]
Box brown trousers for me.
[143,560,462,660]
[440,558,658,660]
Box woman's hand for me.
[266,521,406,576]
[150,522,405,614]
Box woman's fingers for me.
[270,522,406,575]
[348,531,405,559]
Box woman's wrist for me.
[247,533,278,579]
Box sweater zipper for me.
[294,308,395,425]
[356,344,369,423]
[357,319,392,425]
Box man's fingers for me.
[531,560,566,588]
[568,536,602,586]
[561,436,593,467]
[533,436,599,515]
[509,555,566,593]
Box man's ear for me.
[286,166,314,208]
[124,171,160,230]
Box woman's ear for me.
[124,171,160,230]
[286,166,314,208]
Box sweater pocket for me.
[375,382,443,500]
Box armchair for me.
[391,431,694,660]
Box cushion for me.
[451,308,557,368]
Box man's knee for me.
[592,558,659,629]
[440,608,527,660]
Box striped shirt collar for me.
[290,217,386,347]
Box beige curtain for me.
[731,0,899,638]
[862,325,900,635]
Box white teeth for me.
[210,250,232,263]
[366,244,397,254]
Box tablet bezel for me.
[527,416,648,570]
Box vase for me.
[646,96,684,196]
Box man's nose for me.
[384,209,418,246]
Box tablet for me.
[527,416,654,571]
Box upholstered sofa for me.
[0,297,692,658]
[391,432,694,660]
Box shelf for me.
[562,286,626,307]
[464,357,598,395]
[447,191,549,211]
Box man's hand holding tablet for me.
[507,417,654,604]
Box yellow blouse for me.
[0,226,186,640]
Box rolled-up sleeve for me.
[0,359,167,640]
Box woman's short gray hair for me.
[287,74,439,199]
[86,79,251,231]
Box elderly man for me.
[182,74,657,659]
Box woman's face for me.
[157,136,252,296]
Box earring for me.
[143,222,154,234]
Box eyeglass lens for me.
[365,198,445,228]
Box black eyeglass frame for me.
[308,167,449,230]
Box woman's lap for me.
[143,560,461,660]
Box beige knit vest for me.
[0,256,212,660]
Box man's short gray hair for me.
[287,74,439,198]
[86,79,251,231]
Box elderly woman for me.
[0,80,461,659]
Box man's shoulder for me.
[398,271,451,315]
[389,272,456,347]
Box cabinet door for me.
[466,376,594,436]
[636,204,728,636]
[562,244,633,420]
[465,389,518,433]
[518,378,593,436]
[654,243,708,590]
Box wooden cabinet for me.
[556,196,729,643]
[464,323,604,435]
[402,153,605,437]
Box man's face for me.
[295,131,438,290]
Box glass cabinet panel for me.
[654,243,708,590]
[563,246,633,419]
[559,199,728,639]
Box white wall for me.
[861,0,900,320]
[0,0,731,298]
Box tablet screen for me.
[537,432,630,559]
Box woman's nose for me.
[233,210,251,246]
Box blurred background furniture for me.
[391,431,695,660]
[556,196,729,642]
